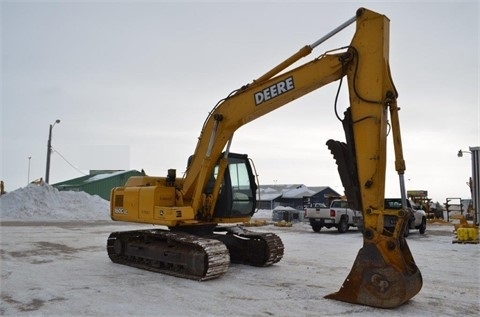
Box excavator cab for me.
[212,153,257,218]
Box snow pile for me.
[252,209,273,220]
[253,207,301,218]
[0,183,110,221]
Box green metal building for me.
[53,170,144,201]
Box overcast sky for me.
[1,0,478,204]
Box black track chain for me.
[107,229,230,281]
[215,226,284,266]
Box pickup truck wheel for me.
[338,217,349,233]
[419,217,427,234]
[311,223,322,232]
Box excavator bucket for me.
[325,230,422,308]
[326,139,423,307]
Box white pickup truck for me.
[304,199,363,233]
[384,198,427,236]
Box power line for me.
[51,146,87,176]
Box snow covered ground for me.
[1,184,479,316]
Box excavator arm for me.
[109,8,422,308]
[181,9,376,217]
[182,52,350,218]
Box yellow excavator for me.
[107,8,422,308]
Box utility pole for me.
[45,119,60,184]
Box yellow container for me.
[457,228,479,241]
[456,228,469,241]
[467,228,478,240]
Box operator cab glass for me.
[213,153,257,218]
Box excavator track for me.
[212,226,284,266]
[107,226,283,281]
[107,229,230,281]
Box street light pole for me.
[458,147,480,225]
[470,147,480,226]
[45,119,61,184]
